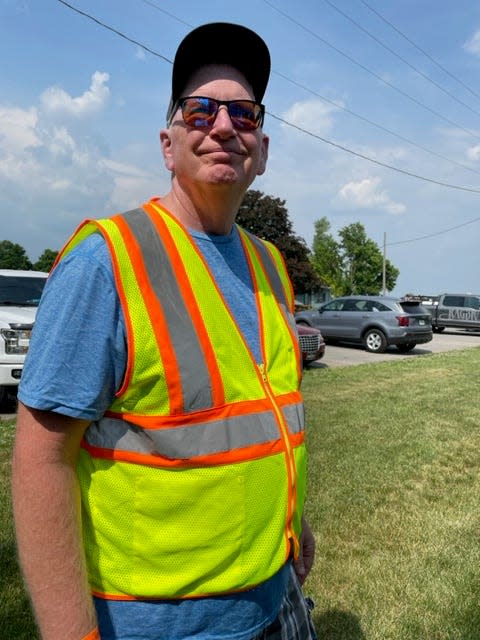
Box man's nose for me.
[211,105,236,134]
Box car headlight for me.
[0,327,32,354]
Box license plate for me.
[418,319,425,325]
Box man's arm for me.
[294,516,316,585]
[12,402,98,640]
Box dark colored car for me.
[297,323,326,364]
[295,295,433,354]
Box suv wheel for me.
[363,328,387,353]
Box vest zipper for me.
[258,363,299,556]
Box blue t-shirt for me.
[19,227,289,640]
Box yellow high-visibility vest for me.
[56,200,306,600]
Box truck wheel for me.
[397,342,416,352]
[363,328,387,353]
[433,326,445,333]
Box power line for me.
[130,2,480,250]
[56,0,173,63]
[321,0,480,120]
[360,0,480,104]
[54,0,480,249]
[55,0,480,195]
[268,112,480,194]
[135,0,480,177]
[274,70,480,178]
[387,214,480,247]
[138,0,192,28]
[262,0,480,143]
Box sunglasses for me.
[173,96,265,131]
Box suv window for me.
[0,276,46,306]
[342,300,361,311]
[370,301,391,312]
[323,299,345,311]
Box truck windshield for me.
[0,275,47,306]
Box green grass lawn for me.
[302,347,480,639]
[0,418,37,639]
[2,347,480,639]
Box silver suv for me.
[295,295,433,353]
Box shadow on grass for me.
[314,608,366,639]
[448,594,480,640]
[0,386,18,413]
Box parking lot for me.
[310,328,480,369]
[1,330,479,420]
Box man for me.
[12,22,316,640]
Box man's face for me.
[161,65,269,192]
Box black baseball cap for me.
[166,22,271,123]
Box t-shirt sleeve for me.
[18,234,127,421]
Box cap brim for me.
[167,22,270,122]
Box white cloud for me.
[40,71,110,117]
[0,106,41,153]
[0,73,163,259]
[466,144,480,160]
[102,158,164,211]
[464,30,480,55]
[338,177,406,215]
[282,98,341,135]
[45,126,76,157]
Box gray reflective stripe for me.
[121,209,213,412]
[242,230,288,310]
[241,230,296,331]
[85,411,289,459]
[282,403,305,434]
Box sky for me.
[2,0,480,296]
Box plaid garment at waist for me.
[253,566,317,640]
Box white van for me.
[0,269,48,407]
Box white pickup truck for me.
[0,269,48,407]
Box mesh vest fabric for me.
[55,201,307,599]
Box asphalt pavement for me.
[2,329,479,419]
[308,328,480,369]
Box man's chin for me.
[206,166,240,185]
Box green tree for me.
[339,223,399,294]
[0,240,32,269]
[237,190,322,295]
[311,220,399,295]
[311,217,344,295]
[34,249,58,272]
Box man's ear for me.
[256,134,269,176]
[160,128,175,172]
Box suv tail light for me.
[396,316,410,327]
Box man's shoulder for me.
[49,232,116,298]
[60,231,112,271]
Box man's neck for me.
[160,183,244,235]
